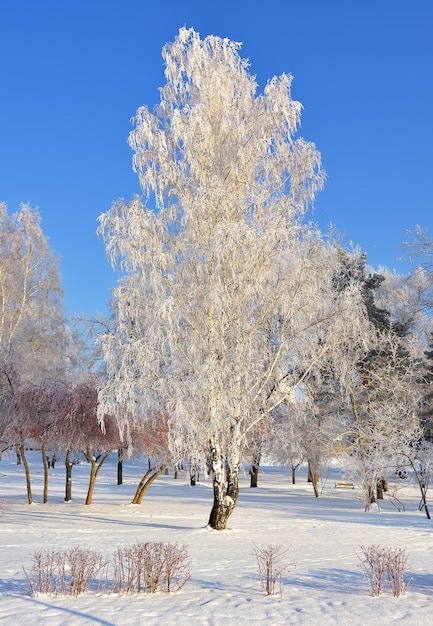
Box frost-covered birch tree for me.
[97,28,367,529]
[0,203,65,394]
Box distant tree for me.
[342,328,422,511]
[52,376,120,504]
[0,203,65,394]
[10,381,58,503]
[97,28,367,530]
[0,202,65,481]
[265,407,304,485]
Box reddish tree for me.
[55,376,120,504]
[4,381,59,504]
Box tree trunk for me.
[376,478,388,500]
[41,442,48,503]
[249,451,260,488]
[65,449,73,502]
[19,443,32,504]
[291,464,296,485]
[363,482,377,512]
[409,459,431,520]
[85,449,109,505]
[117,447,123,485]
[307,459,320,497]
[190,460,199,486]
[208,438,240,530]
[131,464,168,504]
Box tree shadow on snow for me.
[286,568,364,595]
[0,576,29,595]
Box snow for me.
[1,453,432,625]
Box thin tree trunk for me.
[117,447,123,485]
[249,451,260,488]
[190,460,198,486]
[41,442,48,503]
[409,459,431,519]
[363,482,376,512]
[19,443,32,504]
[307,460,320,497]
[291,464,296,485]
[85,449,109,505]
[65,449,73,502]
[131,464,168,504]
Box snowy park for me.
[1,10,433,626]
[1,452,432,626]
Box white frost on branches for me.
[97,28,369,528]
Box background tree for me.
[97,28,367,530]
[0,202,65,474]
[265,406,305,485]
[0,203,65,391]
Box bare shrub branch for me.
[252,543,295,595]
[113,542,191,594]
[357,544,408,597]
[24,546,108,596]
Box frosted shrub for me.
[385,547,408,597]
[24,549,62,595]
[357,545,408,597]
[113,542,191,594]
[24,546,108,596]
[252,543,295,595]
[66,546,109,596]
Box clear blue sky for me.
[1,1,432,318]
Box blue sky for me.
[1,1,432,318]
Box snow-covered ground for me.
[1,452,432,625]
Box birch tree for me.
[97,28,367,529]
[0,202,65,397]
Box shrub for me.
[252,543,295,595]
[24,546,108,596]
[113,541,191,594]
[357,544,408,597]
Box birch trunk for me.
[208,438,240,530]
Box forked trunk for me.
[208,439,240,530]
[19,443,33,504]
[131,464,168,504]
[85,449,109,505]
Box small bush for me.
[252,543,295,595]
[357,544,408,597]
[24,546,108,596]
[113,541,191,594]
